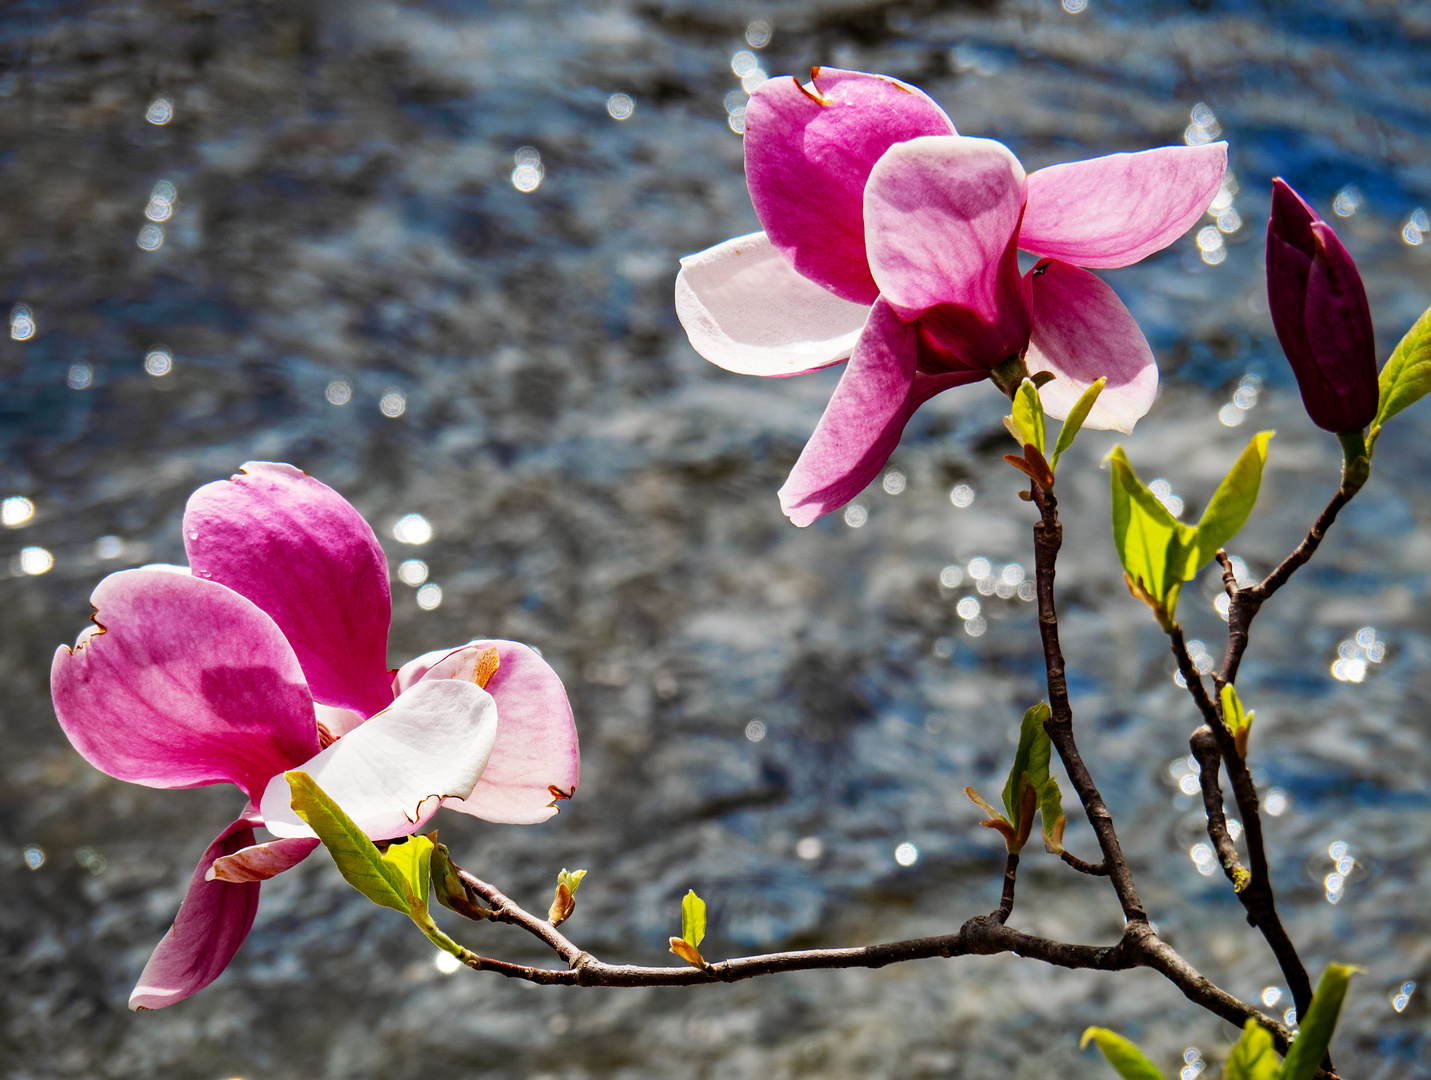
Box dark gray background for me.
[2,1,1429,1077]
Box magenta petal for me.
[1019,143,1227,268]
[51,569,319,802]
[438,641,580,825]
[207,836,320,883]
[865,136,1032,369]
[1024,260,1158,433]
[745,68,957,305]
[129,813,263,1010]
[778,300,985,527]
[184,462,394,719]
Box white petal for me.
[260,679,497,841]
[675,231,871,377]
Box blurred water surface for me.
[2,1,1430,1077]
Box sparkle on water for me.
[1189,842,1218,876]
[392,513,433,545]
[606,93,634,120]
[23,846,44,870]
[1404,208,1429,245]
[325,379,352,405]
[1392,981,1416,1013]
[67,362,93,390]
[19,547,54,576]
[1333,184,1363,217]
[894,842,918,867]
[795,837,823,861]
[144,347,172,376]
[144,96,172,125]
[843,503,867,528]
[881,469,906,495]
[95,535,124,560]
[744,720,766,743]
[1062,0,1088,12]
[512,146,544,193]
[433,951,462,975]
[1264,788,1289,816]
[1262,986,1283,1008]
[963,616,986,637]
[137,224,164,251]
[2,496,35,528]
[745,19,771,47]
[1332,626,1385,682]
[10,303,35,341]
[939,565,964,589]
[379,389,406,417]
[397,558,429,586]
[415,582,443,611]
[932,636,955,658]
[949,483,975,508]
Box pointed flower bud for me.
[1266,178,1378,434]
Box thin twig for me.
[1059,850,1109,876]
[1188,725,1249,890]
[994,852,1020,924]
[1029,483,1147,924]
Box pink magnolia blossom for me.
[51,462,579,1009]
[675,68,1227,525]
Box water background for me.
[2,1,1430,1077]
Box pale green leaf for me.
[1280,964,1361,1080]
[1039,776,1065,852]
[1011,378,1046,455]
[287,770,413,915]
[681,889,706,948]
[1080,1027,1169,1080]
[1107,446,1197,609]
[1223,1020,1280,1080]
[1050,377,1107,471]
[1370,302,1431,451]
[1194,432,1274,566]
[1001,702,1053,833]
[560,868,587,894]
[381,834,433,910]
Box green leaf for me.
[1224,1020,1280,1080]
[1369,302,1431,453]
[1001,702,1053,835]
[381,834,433,910]
[681,889,706,948]
[287,770,415,916]
[1107,446,1197,615]
[1039,776,1066,854]
[1220,684,1255,757]
[1049,377,1107,471]
[1080,1027,1169,1080]
[1194,432,1273,565]
[559,868,587,894]
[1010,378,1046,455]
[1279,964,1361,1080]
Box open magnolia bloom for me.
[675,67,1227,525]
[50,462,579,1009]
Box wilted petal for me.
[207,836,320,883]
[260,679,498,841]
[129,813,262,1010]
[779,300,984,526]
[675,232,870,377]
[865,136,1031,369]
[1024,260,1158,433]
[1019,143,1227,268]
[51,569,318,802]
[439,641,579,825]
[746,68,957,305]
[184,462,394,719]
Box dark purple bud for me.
[1266,178,1377,433]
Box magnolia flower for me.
[1266,178,1378,434]
[676,68,1227,525]
[51,462,579,1009]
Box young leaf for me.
[1107,446,1198,618]
[1011,378,1046,455]
[1039,776,1066,855]
[669,938,705,968]
[1220,684,1255,758]
[965,786,1019,849]
[381,834,434,910]
[1193,432,1274,565]
[681,888,706,948]
[1369,302,1431,454]
[1223,1020,1280,1080]
[1001,702,1053,837]
[287,770,414,916]
[1279,964,1361,1080]
[1080,1027,1169,1080]
[549,868,588,927]
[1049,377,1107,471]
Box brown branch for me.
[1029,483,1147,924]
[1169,630,1314,1019]
[1188,725,1249,889]
[994,852,1019,923]
[1059,850,1109,876]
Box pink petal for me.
[1024,259,1158,433]
[438,641,579,825]
[1019,143,1227,268]
[51,569,319,802]
[745,68,957,305]
[778,299,985,527]
[184,462,394,719]
[675,231,871,377]
[260,678,498,841]
[129,813,263,1010]
[864,136,1032,370]
[206,837,320,883]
